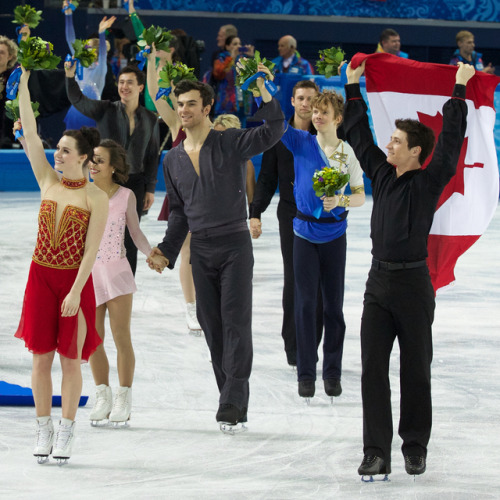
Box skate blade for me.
[361,474,390,483]
[301,397,312,405]
[219,422,247,435]
[54,457,69,466]
[109,420,130,428]
[188,329,202,337]
[90,419,110,427]
[35,455,49,465]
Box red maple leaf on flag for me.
[417,110,484,210]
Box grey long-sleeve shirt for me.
[158,97,285,268]
[66,76,160,193]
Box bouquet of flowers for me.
[315,47,346,79]
[5,97,40,121]
[18,37,61,70]
[138,26,175,53]
[72,39,98,68]
[158,61,196,88]
[312,166,350,197]
[12,5,43,29]
[235,50,275,93]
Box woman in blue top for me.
[63,1,115,129]
[281,90,365,400]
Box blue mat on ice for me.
[0,381,88,407]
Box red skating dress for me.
[15,199,102,361]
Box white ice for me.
[1,192,499,499]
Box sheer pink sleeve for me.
[126,190,152,256]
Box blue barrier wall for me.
[2,76,499,194]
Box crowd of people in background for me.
[0,6,496,150]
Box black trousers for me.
[361,265,435,466]
[293,233,346,381]
[123,174,146,275]
[190,230,253,410]
[278,207,323,358]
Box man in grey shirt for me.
[65,62,159,274]
[148,73,284,432]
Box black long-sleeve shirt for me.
[158,97,285,268]
[66,76,160,193]
[249,117,316,220]
[343,83,467,262]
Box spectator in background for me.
[63,1,116,129]
[450,30,495,74]
[272,35,314,75]
[212,35,254,119]
[0,35,19,148]
[375,28,408,58]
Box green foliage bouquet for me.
[235,51,275,94]
[12,5,43,28]
[18,37,61,70]
[312,166,350,197]
[72,39,98,68]
[158,61,197,88]
[5,97,40,122]
[138,26,175,53]
[315,47,346,79]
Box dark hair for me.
[395,119,436,165]
[63,127,100,166]
[98,139,130,184]
[292,80,319,98]
[174,80,215,108]
[118,65,146,86]
[380,28,399,43]
[224,35,238,49]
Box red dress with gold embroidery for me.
[15,200,102,361]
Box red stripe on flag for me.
[351,52,500,108]
[427,234,480,291]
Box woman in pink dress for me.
[87,139,152,426]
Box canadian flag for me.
[351,53,500,291]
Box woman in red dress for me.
[14,67,108,464]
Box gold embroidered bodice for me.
[33,200,90,269]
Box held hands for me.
[322,194,339,212]
[147,247,169,274]
[249,218,262,239]
[455,62,476,86]
[346,60,365,84]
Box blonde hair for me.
[312,90,344,119]
[213,114,242,130]
[0,36,18,70]
[456,30,473,44]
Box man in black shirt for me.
[343,60,475,478]
[65,63,159,274]
[249,80,321,367]
[148,73,284,431]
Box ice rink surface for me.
[1,192,499,499]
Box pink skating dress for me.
[92,186,152,306]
